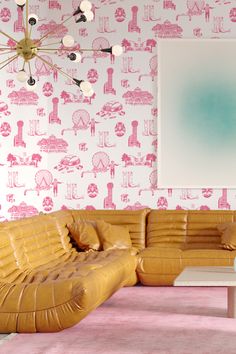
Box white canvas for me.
[158,39,236,188]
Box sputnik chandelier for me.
[0,0,123,96]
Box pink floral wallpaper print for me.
[0,0,235,220]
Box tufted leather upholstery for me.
[137,210,236,285]
[2,207,236,332]
[0,210,139,333]
[0,211,74,271]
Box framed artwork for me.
[158,39,236,188]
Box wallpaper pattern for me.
[0,0,235,220]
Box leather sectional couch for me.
[0,208,235,333]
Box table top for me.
[174,266,236,286]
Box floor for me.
[1,286,236,354]
[0,335,8,341]
[0,334,16,347]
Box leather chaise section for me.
[0,210,141,333]
[0,249,137,332]
[137,210,236,286]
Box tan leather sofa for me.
[0,208,235,333]
[137,210,236,286]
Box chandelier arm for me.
[37,48,103,52]
[0,47,16,51]
[34,15,74,45]
[21,7,26,38]
[0,30,19,44]
[38,48,66,51]
[37,50,58,54]
[29,26,33,39]
[28,60,32,76]
[0,54,18,67]
[25,0,29,38]
[34,54,73,81]
[77,49,104,52]
[39,41,62,48]
[0,43,13,47]
[38,47,107,53]
[0,50,17,56]
[0,54,19,70]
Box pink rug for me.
[1,286,236,354]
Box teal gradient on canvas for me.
[180,80,236,149]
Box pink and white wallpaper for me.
[0,0,235,220]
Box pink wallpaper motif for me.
[0,0,235,220]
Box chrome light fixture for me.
[0,0,123,95]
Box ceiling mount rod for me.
[0,30,19,44]
[25,0,29,38]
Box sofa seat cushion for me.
[137,247,236,286]
[0,249,137,333]
[23,249,134,283]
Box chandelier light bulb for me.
[26,83,37,91]
[74,53,82,62]
[62,35,75,47]
[84,10,94,22]
[83,89,94,97]
[16,70,28,83]
[28,14,39,26]
[26,76,37,91]
[68,52,82,62]
[112,45,123,56]
[15,0,26,6]
[80,0,92,12]
[80,81,92,93]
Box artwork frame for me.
[158,39,236,188]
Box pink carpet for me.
[1,286,236,354]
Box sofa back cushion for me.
[0,210,74,269]
[147,210,187,248]
[186,211,234,248]
[46,210,74,252]
[0,229,19,280]
[147,210,235,249]
[71,209,149,250]
[67,220,101,251]
[96,220,132,251]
